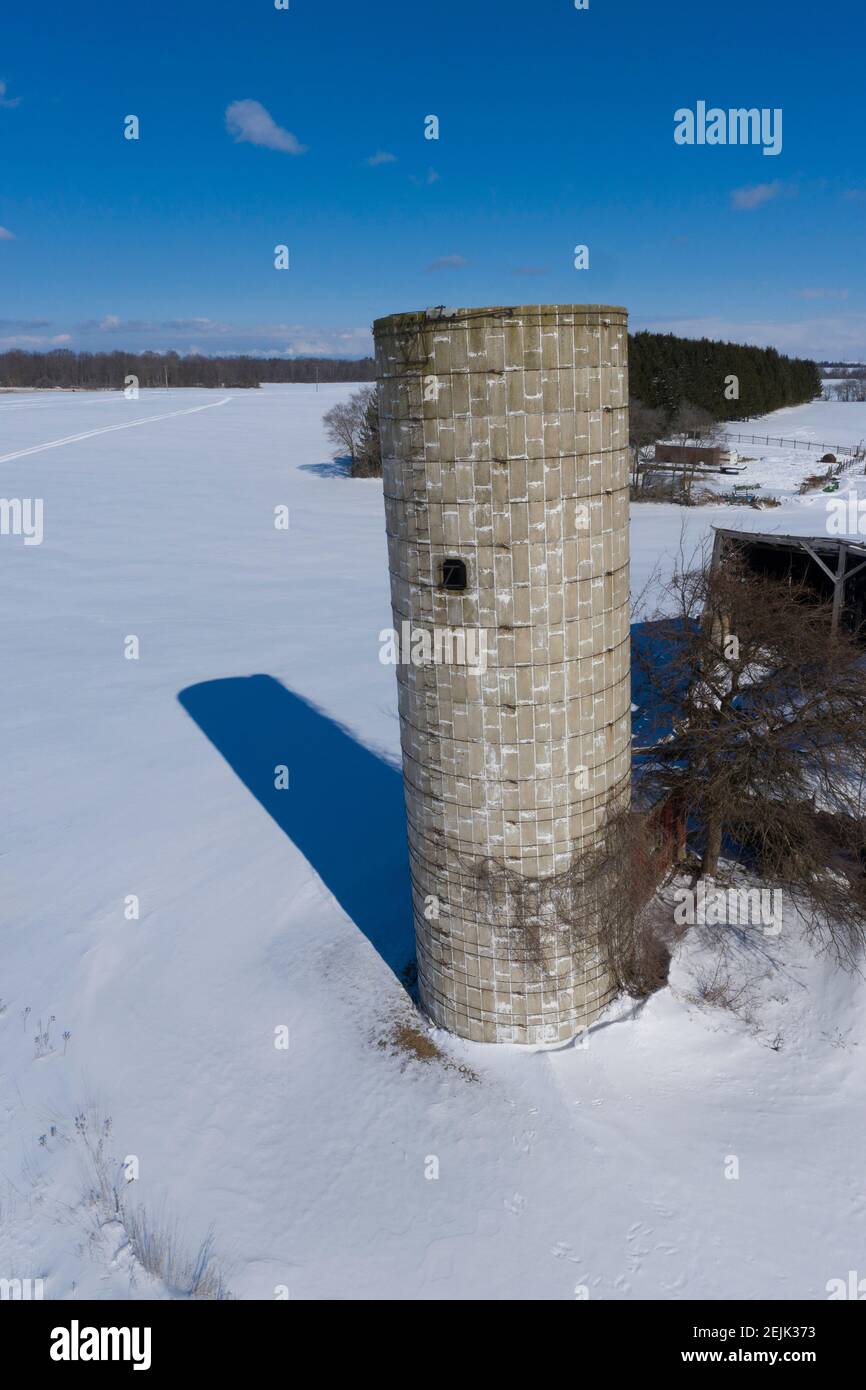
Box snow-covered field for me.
[716,399,866,498]
[2,386,866,1301]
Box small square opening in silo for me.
[441,558,467,591]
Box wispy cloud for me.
[426,254,468,271]
[797,288,848,301]
[0,333,71,348]
[225,100,307,154]
[411,168,440,186]
[730,180,788,210]
[0,79,20,109]
[86,315,240,337]
[366,150,396,167]
[0,226,16,240]
[513,264,548,276]
[73,315,372,357]
[0,319,65,347]
[844,188,866,202]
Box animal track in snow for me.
[504,1192,526,1216]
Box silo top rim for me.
[373,304,628,333]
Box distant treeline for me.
[0,349,376,389]
[629,331,820,421]
[0,333,820,420]
[820,361,866,380]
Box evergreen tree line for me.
[0,332,820,423]
[629,331,821,422]
[0,348,375,390]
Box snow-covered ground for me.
[2,386,865,1301]
[715,399,866,498]
[651,396,866,501]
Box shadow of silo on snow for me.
[630,618,696,751]
[177,675,414,982]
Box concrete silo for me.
[374,305,631,1044]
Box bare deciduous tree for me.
[629,398,666,490]
[321,387,369,463]
[668,400,722,503]
[635,543,866,966]
[671,399,719,446]
[322,385,381,476]
[467,797,677,1002]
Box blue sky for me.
[1,0,863,359]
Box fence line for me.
[721,431,866,459]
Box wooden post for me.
[832,542,848,635]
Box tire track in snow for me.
[0,391,217,413]
[0,395,232,463]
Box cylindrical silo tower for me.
[374,305,631,1045]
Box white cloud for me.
[0,226,16,240]
[225,100,307,154]
[0,333,71,348]
[73,316,372,357]
[366,150,396,166]
[730,180,786,210]
[91,315,235,336]
[797,288,849,301]
[426,254,468,271]
[0,80,20,109]
[164,317,233,333]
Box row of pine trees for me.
[628,331,821,422]
[0,333,820,423]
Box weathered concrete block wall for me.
[374,305,631,1044]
